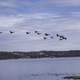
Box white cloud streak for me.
[0,13,80,31]
[47,0,80,6]
[0,13,80,51]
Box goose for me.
[63,37,67,40]
[50,36,54,39]
[44,33,50,36]
[0,32,2,34]
[56,34,67,40]
[37,32,41,35]
[26,32,30,34]
[34,31,38,33]
[56,34,59,37]
[43,37,47,40]
[59,36,67,40]
[9,31,14,34]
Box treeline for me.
[0,50,80,59]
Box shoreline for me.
[0,50,80,60]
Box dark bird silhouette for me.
[34,31,41,35]
[43,37,47,40]
[50,36,54,39]
[44,33,50,36]
[56,34,59,37]
[59,36,67,40]
[0,32,2,34]
[59,35,64,38]
[63,37,67,40]
[26,32,30,34]
[34,31,38,33]
[9,31,14,34]
[34,31,41,34]
[56,34,67,40]
[37,32,41,35]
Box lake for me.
[0,57,80,80]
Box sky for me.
[0,0,80,51]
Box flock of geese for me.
[0,30,67,40]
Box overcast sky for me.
[0,0,80,30]
[0,0,80,51]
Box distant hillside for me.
[0,50,80,59]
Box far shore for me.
[0,50,80,60]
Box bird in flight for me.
[44,33,50,36]
[9,31,14,34]
[50,36,54,39]
[56,34,67,40]
[26,32,30,34]
[34,31,41,35]
[0,32,2,34]
[43,37,47,40]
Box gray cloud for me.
[0,0,80,16]
[47,0,80,6]
[0,0,80,51]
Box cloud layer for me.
[0,0,80,51]
[0,13,80,51]
[0,0,80,15]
